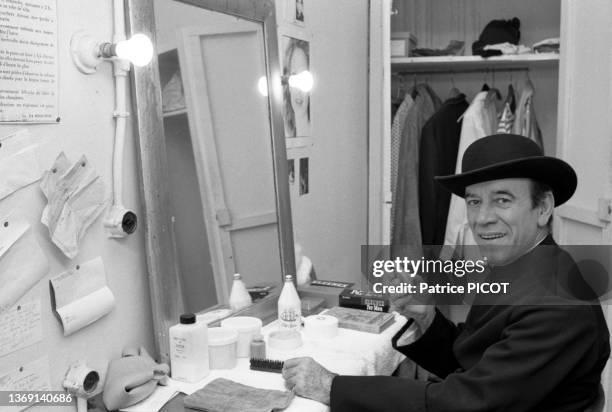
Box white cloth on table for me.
[127,314,407,412]
[266,314,407,377]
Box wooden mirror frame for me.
[126,0,295,362]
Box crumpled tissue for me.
[40,152,108,259]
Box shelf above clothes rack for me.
[391,53,559,72]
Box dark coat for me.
[419,94,468,246]
[330,237,610,411]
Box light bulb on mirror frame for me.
[113,33,154,67]
[288,70,313,92]
[258,76,269,96]
[70,30,154,74]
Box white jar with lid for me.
[169,313,209,382]
[220,316,262,358]
[207,327,239,369]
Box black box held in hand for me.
[339,288,390,313]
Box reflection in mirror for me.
[127,0,294,361]
[155,1,281,313]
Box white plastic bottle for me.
[229,273,252,312]
[278,274,301,329]
[169,313,209,382]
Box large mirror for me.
[127,0,294,362]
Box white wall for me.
[282,0,370,285]
[0,1,153,409]
[557,0,612,212]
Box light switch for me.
[597,198,612,222]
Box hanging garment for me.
[391,93,414,205]
[513,80,544,149]
[419,93,469,247]
[391,84,441,256]
[443,91,498,252]
[497,84,516,133]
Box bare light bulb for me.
[258,76,269,96]
[288,70,313,92]
[115,33,153,67]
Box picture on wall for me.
[288,159,295,185]
[299,157,309,195]
[295,0,304,23]
[282,35,310,138]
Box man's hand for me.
[388,275,435,333]
[282,357,337,405]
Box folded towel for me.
[183,378,293,412]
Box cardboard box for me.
[339,288,390,313]
[391,31,417,57]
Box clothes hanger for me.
[448,71,461,99]
[410,73,419,99]
[391,75,405,104]
[487,70,502,100]
[506,80,516,113]
[525,68,535,90]
[481,69,490,91]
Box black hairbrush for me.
[250,358,284,373]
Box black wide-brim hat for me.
[435,134,577,206]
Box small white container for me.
[220,316,263,358]
[304,314,339,339]
[228,273,252,311]
[169,313,209,382]
[268,329,302,351]
[278,275,301,330]
[207,327,238,369]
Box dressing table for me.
[97,314,407,411]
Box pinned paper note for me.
[0,357,51,412]
[50,257,115,336]
[0,212,50,313]
[0,357,50,391]
[40,152,108,259]
[0,130,43,200]
[0,300,42,358]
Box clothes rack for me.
[393,66,529,76]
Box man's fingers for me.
[283,357,308,369]
[282,368,298,381]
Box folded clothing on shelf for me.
[483,42,531,55]
[411,40,465,57]
[533,37,560,53]
[472,17,521,57]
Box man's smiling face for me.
[465,178,551,265]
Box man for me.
[282,134,610,411]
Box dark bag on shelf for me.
[472,17,521,57]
